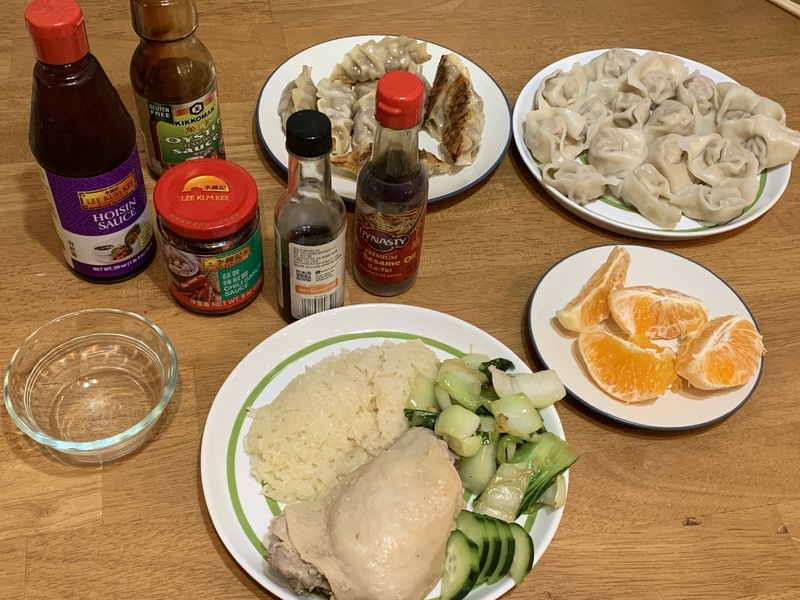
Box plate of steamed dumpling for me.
[257,35,512,203]
[512,48,800,240]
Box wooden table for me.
[3,0,800,598]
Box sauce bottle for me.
[129,0,224,177]
[26,0,156,283]
[353,71,428,296]
[274,110,347,323]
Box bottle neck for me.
[369,123,421,182]
[287,152,334,203]
[37,53,92,82]
[131,0,198,42]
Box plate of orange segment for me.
[528,245,765,429]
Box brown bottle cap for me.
[25,0,90,65]
[130,0,197,41]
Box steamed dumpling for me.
[610,90,651,128]
[717,114,800,170]
[542,161,620,205]
[584,48,640,81]
[534,62,587,110]
[611,163,681,227]
[585,76,624,106]
[524,107,586,164]
[579,101,614,145]
[715,82,786,124]
[677,134,759,186]
[643,100,695,144]
[278,65,318,133]
[330,36,431,84]
[626,51,689,106]
[668,183,752,224]
[676,70,719,117]
[647,134,693,194]
[587,127,648,177]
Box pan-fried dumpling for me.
[647,134,693,194]
[626,51,689,106]
[587,126,647,177]
[643,100,695,144]
[580,101,614,145]
[668,183,751,223]
[677,134,759,186]
[715,82,786,124]
[523,107,586,165]
[330,36,431,84]
[584,48,640,81]
[611,163,681,227]
[542,161,620,205]
[610,90,651,128]
[424,54,485,166]
[278,65,318,133]
[534,62,587,110]
[316,78,357,155]
[351,82,378,154]
[717,114,800,170]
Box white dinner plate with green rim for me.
[528,245,763,430]
[200,303,570,600]
[512,49,791,240]
[256,35,512,203]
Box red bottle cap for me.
[154,159,259,240]
[25,0,90,66]
[375,71,425,130]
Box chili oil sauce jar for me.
[153,159,263,314]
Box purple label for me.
[40,147,157,279]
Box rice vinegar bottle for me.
[274,110,347,323]
[353,71,428,296]
[129,0,224,177]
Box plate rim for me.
[200,303,569,600]
[255,33,513,203]
[511,48,791,240]
[527,244,763,431]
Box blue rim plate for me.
[512,49,791,240]
[527,245,763,430]
[256,35,512,203]
[201,304,568,600]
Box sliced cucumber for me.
[441,529,480,600]
[472,514,501,586]
[484,516,515,585]
[508,522,534,585]
[454,511,489,584]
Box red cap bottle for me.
[25,0,90,65]
[375,71,425,129]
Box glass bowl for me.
[3,309,178,463]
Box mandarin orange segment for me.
[556,246,631,332]
[578,325,679,403]
[675,315,764,390]
[609,285,708,341]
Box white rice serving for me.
[244,339,439,503]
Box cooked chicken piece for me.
[265,513,330,596]
[266,428,463,600]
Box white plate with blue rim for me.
[201,303,570,600]
[528,245,764,430]
[512,49,791,240]
[256,35,512,203]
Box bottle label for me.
[288,230,346,319]
[135,87,224,175]
[161,224,264,313]
[354,207,425,284]
[38,148,156,279]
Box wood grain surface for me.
[2,0,800,598]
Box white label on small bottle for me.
[288,230,346,319]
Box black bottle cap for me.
[285,110,332,158]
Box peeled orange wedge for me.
[578,325,679,403]
[556,246,630,332]
[609,285,708,341]
[675,315,764,390]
